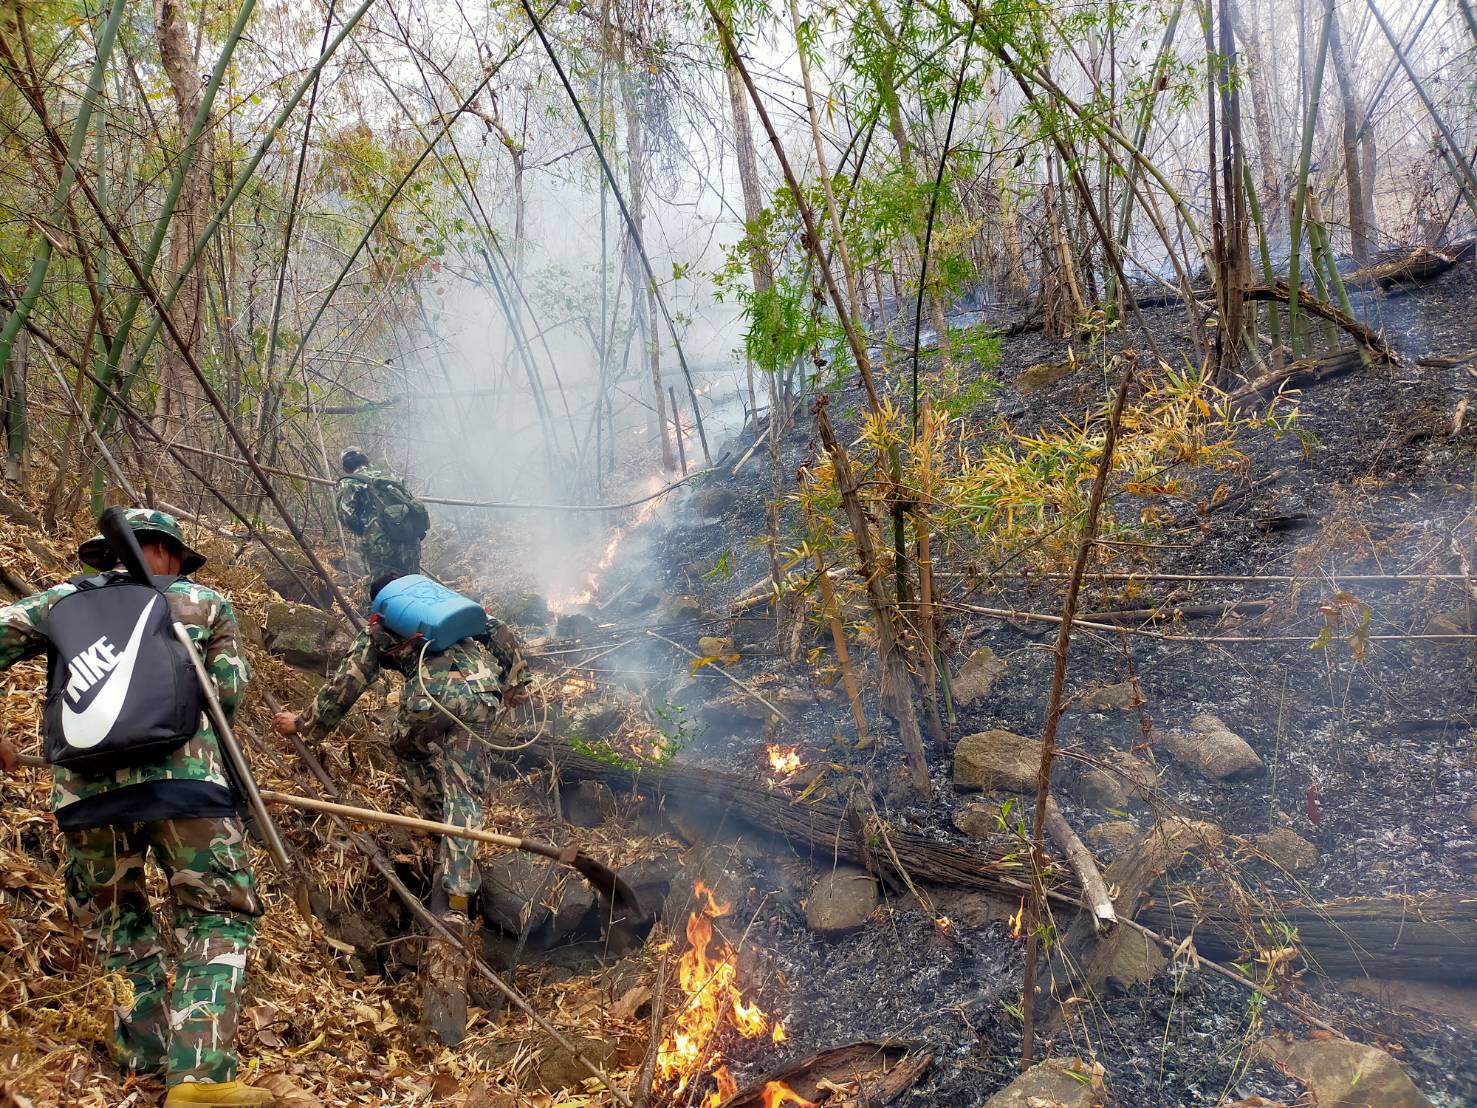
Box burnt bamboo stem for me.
[1021,356,1135,1065]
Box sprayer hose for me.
[417,639,544,754]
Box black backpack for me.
[41,574,205,775]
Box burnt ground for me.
[528,262,1477,1107]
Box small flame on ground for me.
[771,1020,787,1043]
[660,878,790,1105]
[765,744,804,776]
[761,1082,815,1108]
[1009,898,1025,939]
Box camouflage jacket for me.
[335,467,428,542]
[0,574,250,829]
[302,613,529,740]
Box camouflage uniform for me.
[335,466,426,585]
[0,511,262,1088]
[300,614,528,898]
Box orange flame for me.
[771,1020,787,1043]
[765,745,804,776]
[659,879,784,1102]
[762,1082,816,1108]
[1009,898,1025,939]
[547,474,670,613]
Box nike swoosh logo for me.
[61,596,158,750]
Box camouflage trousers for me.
[62,818,263,1087]
[391,696,501,900]
[359,535,421,593]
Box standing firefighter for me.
[271,571,530,1046]
[0,510,274,1106]
[335,448,429,586]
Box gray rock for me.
[952,798,1011,838]
[804,866,877,937]
[1163,714,1266,780]
[616,851,680,919]
[263,602,351,674]
[490,591,549,628]
[1253,828,1318,872]
[984,1057,1105,1107]
[658,594,703,625]
[697,635,735,657]
[480,852,554,938]
[532,1032,617,1092]
[1086,820,1140,853]
[1253,1037,1433,1108]
[661,845,749,924]
[1103,749,1159,795]
[234,611,264,652]
[952,647,1009,706]
[562,780,616,828]
[1015,358,1078,393]
[694,485,738,517]
[700,691,776,735]
[1078,769,1130,810]
[554,612,598,640]
[954,730,1041,792]
[1077,680,1140,711]
[551,878,596,939]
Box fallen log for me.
[1138,892,1477,985]
[1228,348,1367,414]
[1240,283,1394,359]
[1075,598,1272,624]
[526,739,1031,896]
[533,743,1476,985]
[1347,238,1476,290]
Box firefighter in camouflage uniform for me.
[0,509,275,1106]
[271,571,529,1046]
[335,448,429,588]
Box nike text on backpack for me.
[41,575,204,774]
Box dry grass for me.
[0,488,661,1106]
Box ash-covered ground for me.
[507,263,1477,1106]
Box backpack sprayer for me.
[370,574,541,754]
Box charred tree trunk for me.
[617,50,673,472]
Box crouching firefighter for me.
[0,509,275,1106]
[271,572,530,1046]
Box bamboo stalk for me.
[1286,0,1336,356]
[1021,356,1134,1064]
[0,0,128,374]
[809,540,871,749]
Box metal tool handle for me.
[97,508,296,876]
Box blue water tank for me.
[370,575,487,652]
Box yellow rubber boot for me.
[163,1079,276,1106]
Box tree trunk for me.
[1327,5,1372,263]
[3,328,27,483]
[724,63,773,295]
[1228,0,1280,227]
[864,0,952,365]
[617,55,673,471]
[153,0,210,442]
